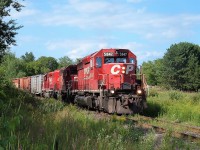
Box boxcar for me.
[19,77,31,92]
[12,78,20,88]
[31,74,44,95]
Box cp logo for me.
[111,65,134,75]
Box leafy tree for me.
[58,56,73,68]
[142,61,156,85]
[154,59,164,85]
[74,58,82,64]
[35,56,58,74]
[21,52,35,62]
[0,0,23,61]
[0,52,26,78]
[20,52,36,76]
[142,59,164,86]
[162,42,200,91]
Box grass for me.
[1,83,200,149]
[144,87,200,126]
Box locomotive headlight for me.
[110,89,115,94]
[137,89,142,95]
[122,67,125,70]
[122,70,125,74]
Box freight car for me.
[12,78,20,88]
[19,77,31,92]
[12,48,148,114]
[31,74,44,95]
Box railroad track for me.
[126,115,200,142]
[86,109,200,142]
[135,116,200,134]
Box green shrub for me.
[38,99,65,113]
[169,91,183,100]
[191,93,200,103]
[148,88,159,97]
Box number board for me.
[103,52,114,56]
[116,51,128,57]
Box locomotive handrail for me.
[98,74,107,86]
[130,73,148,90]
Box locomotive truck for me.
[12,48,148,114]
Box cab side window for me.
[129,58,135,63]
[96,57,102,68]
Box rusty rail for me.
[134,115,200,135]
[127,116,200,142]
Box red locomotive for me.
[12,48,147,114]
[69,48,147,114]
[42,65,77,99]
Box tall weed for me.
[148,88,159,97]
[38,98,65,113]
[191,92,200,103]
[146,90,200,126]
[169,91,183,100]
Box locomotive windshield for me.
[116,58,126,63]
[105,57,114,63]
[105,57,127,63]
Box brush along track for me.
[134,115,200,135]
[126,116,200,142]
[79,108,200,142]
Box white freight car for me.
[31,74,44,95]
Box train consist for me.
[12,48,148,114]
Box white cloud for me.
[18,35,40,43]
[45,39,109,59]
[11,1,39,19]
[127,0,143,3]
[45,39,162,64]
[161,29,179,38]
[34,0,200,42]
[12,9,38,19]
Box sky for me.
[11,0,200,64]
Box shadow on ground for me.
[142,102,162,118]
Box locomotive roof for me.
[81,48,132,61]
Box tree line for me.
[0,52,79,79]
[142,42,200,91]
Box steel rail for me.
[126,117,200,142]
[133,115,200,135]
